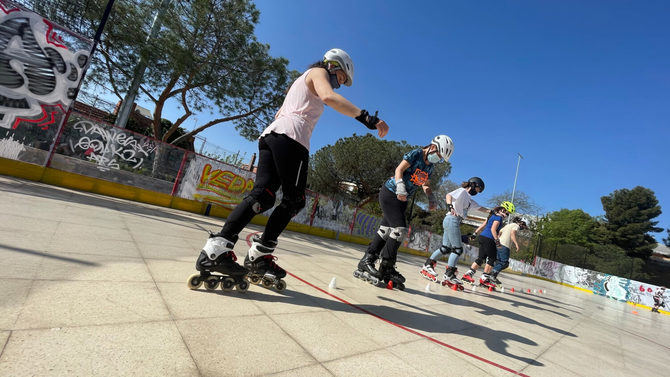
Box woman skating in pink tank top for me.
[190,48,390,291]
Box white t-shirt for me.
[499,223,520,249]
[448,187,480,218]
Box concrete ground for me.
[0,174,667,377]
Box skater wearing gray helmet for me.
[188,48,389,292]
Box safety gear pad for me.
[388,226,408,242]
[245,191,275,214]
[439,245,452,255]
[377,225,391,240]
[395,181,408,197]
[355,109,380,130]
[451,247,463,256]
[276,195,306,218]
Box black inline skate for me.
[378,258,405,290]
[441,266,464,291]
[187,233,249,292]
[244,235,287,291]
[354,250,382,286]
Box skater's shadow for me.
[204,285,544,368]
[467,289,576,318]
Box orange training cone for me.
[510,288,515,293]
[386,281,394,290]
[539,289,543,294]
[451,284,459,291]
[527,289,531,293]
[488,286,493,292]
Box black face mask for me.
[468,187,478,196]
[328,72,340,89]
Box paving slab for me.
[0,174,668,377]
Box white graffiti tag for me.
[69,120,157,171]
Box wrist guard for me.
[446,203,454,212]
[395,181,408,196]
[356,109,379,130]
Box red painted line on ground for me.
[246,231,531,376]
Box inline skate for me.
[187,233,249,292]
[244,235,287,291]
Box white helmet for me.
[323,48,354,86]
[431,135,454,161]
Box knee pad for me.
[377,225,391,240]
[439,245,452,255]
[501,261,509,270]
[277,194,306,218]
[451,247,463,256]
[486,257,495,266]
[388,226,408,242]
[475,257,485,266]
[245,189,276,213]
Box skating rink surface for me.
[0,175,667,376]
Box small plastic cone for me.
[510,288,515,293]
[632,310,638,315]
[328,277,337,290]
[501,287,505,293]
[488,286,493,292]
[425,283,432,293]
[533,289,537,294]
[471,285,477,292]
[539,289,543,294]
[451,284,458,291]
[386,280,394,290]
[527,289,531,293]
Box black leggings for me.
[476,235,497,267]
[221,132,309,243]
[367,186,408,260]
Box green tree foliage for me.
[39,0,297,145]
[307,134,452,206]
[486,190,540,215]
[601,186,662,259]
[537,209,598,247]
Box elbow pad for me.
[356,109,379,130]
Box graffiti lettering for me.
[68,120,158,171]
[193,163,254,207]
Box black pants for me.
[221,132,309,243]
[476,235,497,267]
[366,186,408,260]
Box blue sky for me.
[153,0,669,240]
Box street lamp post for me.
[511,153,523,205]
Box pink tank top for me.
[260,69,324,151]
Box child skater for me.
[356,135,454,289]
[420,177,488,289]
[461,201,515,288]
[489,217,527,286]
[188,48,389,292]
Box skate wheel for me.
[237,279,249,292]
[262,278,273,288]
[397,282,405,291]
[275,279,287,291]
[221,277,236,291]
[204,276,219,290]
[187,274,203,289]
[459,285,465,291]
[249,275,261,285]
[353,270,361,278]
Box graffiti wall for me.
[177,155,255,209]
[0,1,91,164]
[351,211,382,239]
[310,195,355,234]
[522,256,668,308]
